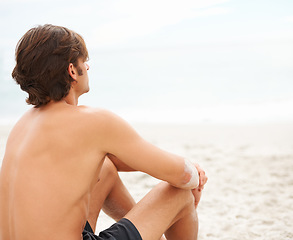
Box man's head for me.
[12,24,89,107]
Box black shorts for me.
[82,218,142,240]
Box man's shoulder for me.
[77,105,116,119]
[76,106,131,133]
[76,106,124,127]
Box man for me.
[0,24,207,240]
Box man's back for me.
[0,102,106,240]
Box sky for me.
[0,0,293,124]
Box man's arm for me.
[107,153,136,172]
[94,109,200,190]
[107,153,202,190]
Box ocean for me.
[1,45,293,125]
[1,0,293,125]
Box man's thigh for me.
[124,182,193,240]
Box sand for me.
[1,122,293,239]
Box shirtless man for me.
[0,24,207,240]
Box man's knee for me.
[157,182,195,208]
[160,183,198,223]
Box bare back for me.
[0,101,190,240]
[0,103,106,240]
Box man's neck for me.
[64,90,79,106]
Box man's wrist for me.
[180,159,199,190]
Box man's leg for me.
[88,158,168,240]
[164,189,201,240]
[87,157,136,230]
[125,182,201,240]
[88,157,202,239]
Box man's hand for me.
[190,163,207,208]
[194,163,208,192]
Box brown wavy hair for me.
[12,24,89,107]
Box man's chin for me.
[84,87,90,93]
[79,88,90,97]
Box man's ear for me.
[68,63,77,80]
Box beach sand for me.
[1,122,293,239]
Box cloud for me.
[0,0,64,3]
[89,0,231,47]
[0,0,43,3]
[284,16,293,23]
[0,0,231,48]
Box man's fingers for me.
[194,163,208,189]
[199,171,208,187]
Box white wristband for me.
[182,159,199,189]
